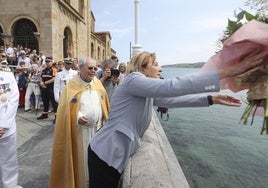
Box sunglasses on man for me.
[88,66,98,71]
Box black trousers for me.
[40,86,58,113]
[88,145,121,188]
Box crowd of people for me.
[0,42,267,188]
[0,43,127,188]
[1,44,82,122]
[0,44,128,121]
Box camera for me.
[110,68,120,77]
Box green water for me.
[158,68,268,188]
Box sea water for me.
[157,68,268,188]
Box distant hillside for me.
[161,62,205,68]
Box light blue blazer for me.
[90,71,220,173]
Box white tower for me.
[132,0,142,56]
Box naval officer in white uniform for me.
[53,58,77,103]
[0,60,22,188]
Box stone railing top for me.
[121,111,190,188]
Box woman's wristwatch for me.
[207,95,213,105]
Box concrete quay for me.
[5,109,189,188]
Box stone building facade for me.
[0,0,115,62]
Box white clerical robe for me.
[77,81,103,186]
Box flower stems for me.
[240,99,268,135]
[240,101,255,125]
[260,99,268,135]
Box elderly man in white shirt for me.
[53,58,77,103]
[49,57,109,188]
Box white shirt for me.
[54,68,77,102]
[17,56,31,68]
[6,47,14,57]
[119,73,126,81]
[40,55,46,65]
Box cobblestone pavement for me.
[14,108,54,188]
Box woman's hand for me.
[212,94,242,107]
[218,50,268,79]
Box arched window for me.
[63,27,73,58]
[12,18,39,52]
[97,46,100,61]
[91,43,94,58]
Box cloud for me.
[189,13,235,33]
[109,27,133,38]
[191,18,227,32]
[103,10,112,16]
[156,40,219,65]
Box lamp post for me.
[132,0,142,56]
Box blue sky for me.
[91,0,252,66]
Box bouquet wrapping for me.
[201,20,268,134]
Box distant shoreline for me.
[161,62,205,68]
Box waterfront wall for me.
[121,111,190,188]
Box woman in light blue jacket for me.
[88,51,267,188]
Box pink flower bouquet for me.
[201,20,268,134]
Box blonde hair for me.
[126,51,156,74]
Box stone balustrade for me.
[121,111,190,188]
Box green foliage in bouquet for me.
[220,9,268,43]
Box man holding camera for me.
[96,58,120,100]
